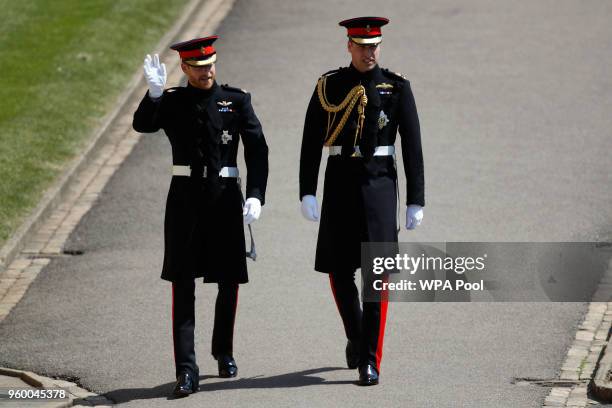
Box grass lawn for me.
[0,0,190,245]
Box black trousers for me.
[171,279,239,378]
[329,272,389,372]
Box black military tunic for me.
[133,82,268,283]
[300,64,424,274]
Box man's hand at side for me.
[301,195,319,222]
[406,204,423,230]
[243,197,262,224]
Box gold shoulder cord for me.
[317,76,368,147]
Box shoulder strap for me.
[221,84,247,94]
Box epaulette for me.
[320,67,342,78]
[382,68,407,81]
[221,84,247,94]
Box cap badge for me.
[366,24,371,33]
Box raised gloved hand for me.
[406,205,424,230]
[300,195,319,222]
[243,197,261,224]
[143,53,166,99]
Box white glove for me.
[406,205,424,230]
[243,197,261,225]
[143,53,166,99]
[301,195,319,222]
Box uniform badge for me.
[376,82,393,95]
[378,110,389,129]
[221,130,233,144]
[217,100,234,112]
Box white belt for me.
[328,145,395,157]
[172,165,239,178]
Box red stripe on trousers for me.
[231,286,239,340]
[328,275,349,335]
[329,275,340,308]
[375,276,389,372]
[171,283,176,366]
[234,286,239,315]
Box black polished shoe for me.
[172,372,199,397]
[217,354,238,378]
[358,364,379,386]
[346,340,360,369]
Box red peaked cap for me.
[170,35,218,66]
[339,17,389,45]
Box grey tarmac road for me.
[1,1,611,407]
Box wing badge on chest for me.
[376,82,394,95]
[217,100,234,112]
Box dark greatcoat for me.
[133,82,268,283]
[299,64,424,274]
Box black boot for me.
[172,372,199,397]
[358,364,379,386]
[216,354,238,378]
[346,340,360,369]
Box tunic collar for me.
[347,63,382,82]
[186,80,218,97]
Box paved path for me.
[1,1,611,407]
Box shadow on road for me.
[105,367,354,404]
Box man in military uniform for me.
[299,17,424,386]
[132,36,268,397]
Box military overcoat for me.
[299,64,424,273]
[133,82,268,283]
